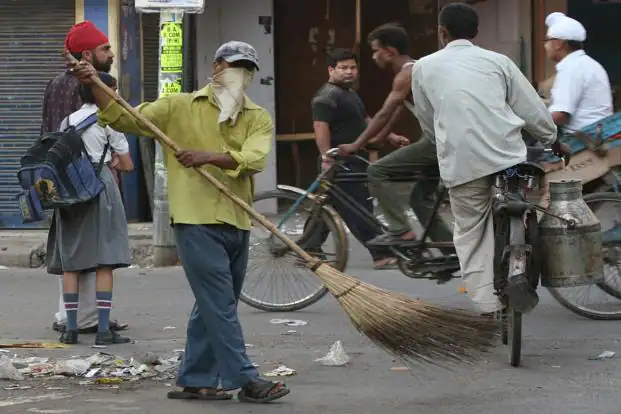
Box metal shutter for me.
[142,13,159,102]
[0,0,75,228]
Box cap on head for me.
[65,20,109,53]
[545,12,587,42]
[213,41,260,71]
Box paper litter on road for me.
[0,355,24,380]
[264,365,296,377]
[0,342,70,350]
[3,385,31,390]
[590,350,616,360]
[314,341,350,366]
[162,326,176,331]
[1,351,185,382]
[269,318,308,327]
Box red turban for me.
[65,21,109,53]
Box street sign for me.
[135,0,204,13]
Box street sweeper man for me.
[339,2,570,314]
[69,40,291,404]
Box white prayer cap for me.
[545,12,587,42]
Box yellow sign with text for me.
[160,23,183,47]
[160,80,182,97]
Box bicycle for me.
[243,146,620,366]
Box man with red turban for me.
[41,21,129,339]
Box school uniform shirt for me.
[548,50,613,132]
[60,103,130,164]
[411,39,557,188]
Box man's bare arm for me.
[351,69,411,148]
[313,121,332,156]
[368,106,405,144]
[551,111,570,126]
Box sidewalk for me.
[0,223,154,268]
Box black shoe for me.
[59,330,78,344]
[53,320,129,334]
[95,330,131,345]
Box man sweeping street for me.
[42,20,129,335]
[69,40,290,403]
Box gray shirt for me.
[411,40,557,188]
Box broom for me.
[63,51,499,367]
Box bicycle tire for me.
[506,214,528,368]
[508,308,522,367]
[240,189,349,312]
[546,192,621,320]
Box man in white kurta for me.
[412,3,559,313]
[544,12,613,132]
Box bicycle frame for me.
[273,155,454,252]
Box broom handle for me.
[62,51,317,265]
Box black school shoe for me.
[95,330,131,345]
[59,330,78,345]
[53,320,129,334]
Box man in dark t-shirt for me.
[310,48,404,269]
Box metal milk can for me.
[539,179,603,288]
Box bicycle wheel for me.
[240,189,349,312]
[547,192,621,320]
[507,308,522,367]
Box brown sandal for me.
[237,378,290,404]
[167,387,232,400]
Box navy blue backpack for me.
[16,113,110,223]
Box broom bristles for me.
[313,263,499,368]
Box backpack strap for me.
[74,113,99,132]
[95,133,111,176]
[72,112,110,176]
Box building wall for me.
[470,0,532,78]
[195,0,278,195]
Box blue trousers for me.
[173,223,258,390]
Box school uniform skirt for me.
[46,165,131,275]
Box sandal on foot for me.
[374,257,398,270]
[237,378,290,404]
[368,233,417,247]
[167,387,232,400]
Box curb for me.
[0,235,155,269]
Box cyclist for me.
[339,2,569,314]
[338,22,455,255]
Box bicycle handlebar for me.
[326,147,560,161]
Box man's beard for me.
[93,58,113,73]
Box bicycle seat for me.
[504,161,546,178]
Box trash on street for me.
[269,318,308,327]
[0,351,184,382]
[314,341,350,366]
[0,342,70,350]
[590,350,616,360]
[263,365,296,377]
[3,385,31,390]
[0,355,24,380]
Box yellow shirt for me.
[98,84,273,230]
